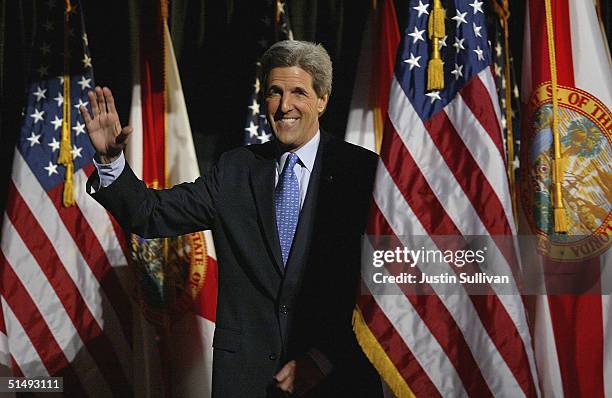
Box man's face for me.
[265,66,328,151]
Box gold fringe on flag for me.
[59,0,75,207]
[544,0,568,233]
[353,307,416,398]
[427,0,445,90]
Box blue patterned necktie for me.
[275,153,300,266]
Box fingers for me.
[103,87,118,116]
[83,86,121,129]
[274,361,293,382]
[95,86,107,115]
[277,378,294,394]
[274,361,296,394]
[79,104,92,125]
[88,89,100,117]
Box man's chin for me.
[274,132,299,147]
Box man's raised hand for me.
[79,86,133,164]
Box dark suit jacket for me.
[89,132,381,397]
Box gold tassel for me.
[554,208,568,233]
[57,127,72,165]
[58,74,72,167]
[544,0,567,233]
[552,157,568,232]
[427,53,444,90]
[63,163,75,206]
[58,105,75,207]
[427,0,445,90]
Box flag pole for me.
[371,0,383,154]
[157,2,175,396]
[59,0,75,206]
[492,0,518,224]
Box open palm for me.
[79,86,132,163]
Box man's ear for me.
[317,94,329,115]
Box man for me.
[82,40,381,397]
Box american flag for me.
[354,0,539,396]
[244,0,293,145]
[0,1,132,395]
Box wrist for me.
[95,153,120,164]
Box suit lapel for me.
[249,151,284,276]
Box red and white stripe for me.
[0,150,132,395]
[357,63,539,396]
[522,1,612,396]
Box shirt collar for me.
[277,131,320,173]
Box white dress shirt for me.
[275,131,320,210]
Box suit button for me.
[269,353,277,360]
[280,305,289,315]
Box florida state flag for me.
[126,1,218,396]
[520,1,611,396]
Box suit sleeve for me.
[87,155,223,238]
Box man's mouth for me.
[275,117,299,127]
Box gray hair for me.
[260,40,332,98]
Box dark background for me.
[0,0,610,218]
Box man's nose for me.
[280,94,293,113]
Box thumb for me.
[116,126,133,145]
[121,125,133,136]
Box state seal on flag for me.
[130,232,209,324]
[522,83,612,261]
